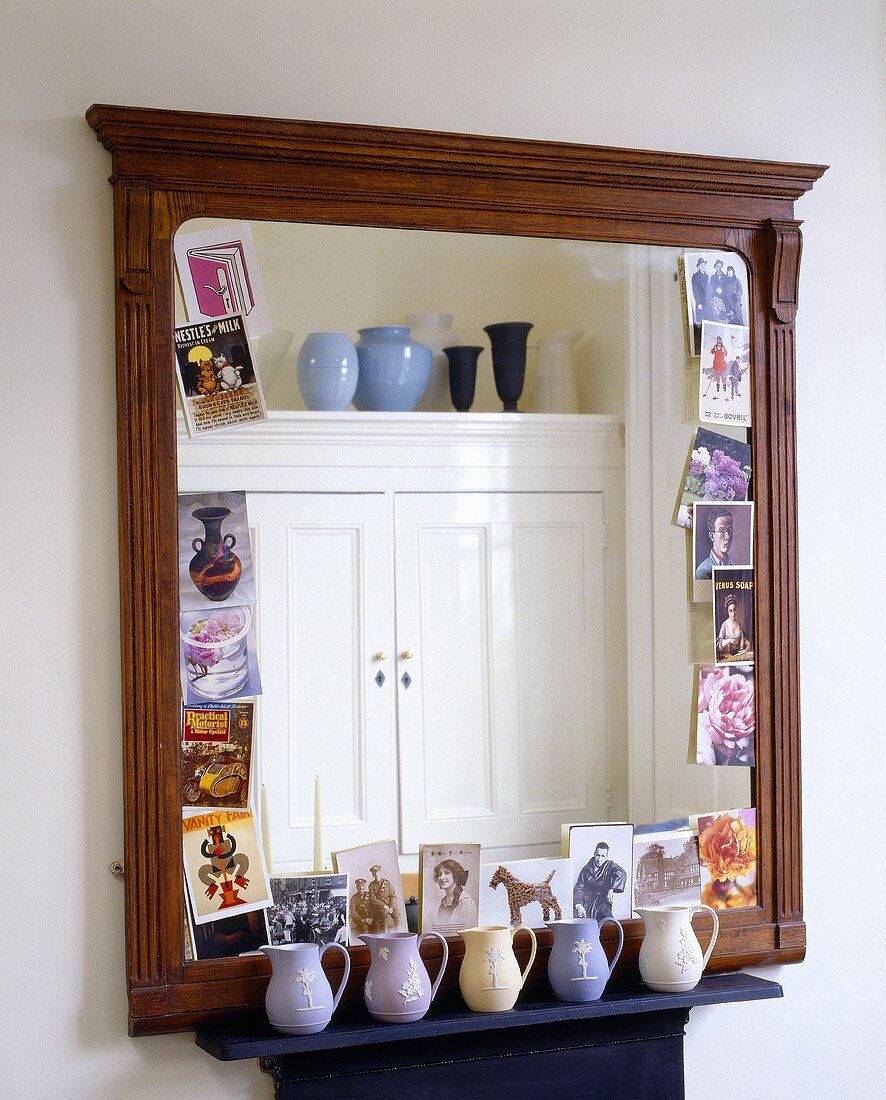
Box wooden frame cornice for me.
[86,103,826,1035]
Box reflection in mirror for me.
[175,220,750,883]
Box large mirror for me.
[176,221,751,876]
[87,103,821,1034]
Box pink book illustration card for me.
[174,221,272,339]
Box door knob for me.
[401,650,414,660]
[374,651,388,661]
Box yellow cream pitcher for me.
[458,925,537,1012]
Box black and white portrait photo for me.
[682,250,749,357]
[565,822,634,922]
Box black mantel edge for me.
[196,972,782,1062]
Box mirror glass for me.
[175,219,751,883]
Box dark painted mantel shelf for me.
[197,972,781,1099]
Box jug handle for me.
[417,931,450,1002]
[690,904,720,969]
[598,917,625,978]
[320,941,352,1011]
[510,925,538,986]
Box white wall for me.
[2,2,882,1096]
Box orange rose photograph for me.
[696,808,757,910]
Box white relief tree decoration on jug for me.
[294,966,318,1010]
[364,979,373,1003]
[483,946,509,991]
[675,928,699,973]
[571,938,597,982]
[398,957,424,1003]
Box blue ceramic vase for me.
[353,327,432,412]
[297,332,359,411]
[546,917,624,1002]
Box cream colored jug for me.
[532,329,583,413]
[636,904,719,993]
[458,925,537,1012]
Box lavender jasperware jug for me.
[261,941,351,1035]
[361,931,449,1023]
[546,917,624,1002]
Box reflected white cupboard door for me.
[247,492,395,873]
[395,493,607,858]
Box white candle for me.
[260,783,274,876]
[313,774,323,872]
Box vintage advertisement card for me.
[185,888,268,960]
[174,221,272,339]
[419,843,481,935]
[562,822,634,922]
[632,829,701,911]
[713,566,755,666]
[695,807,757,910]
[692,665,755,766]
[178,491,256,612]
[267,874,349,947]
[181,701,254,809]
[672,427,752,530]
[479,857,571,928]
[699,320,751,427]
[174,314,269,437]
[182,809,272,925]
[180,604,262,704]
[691,501,754,602]
[681,251,749,358]
[332,839,408,945]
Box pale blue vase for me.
[353,326,432,411]
[297,332,359,411]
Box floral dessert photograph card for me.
[632,829,701,911]
[182,809,272,925]
[698,320,752,427]
[695,808,757,910]
[332,839,408,945]
[178,490,256,612]
[713,566,755,666]
[181,700,254,808]
[673,427,752,529]
[692,665,755,767]
[179,604,262,704]
[419,843,481,935]
[479,857,571,927]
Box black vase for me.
[443,345,483,411]
[483,322,534,412]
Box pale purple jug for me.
[546,917,624,1002]
[361,931,449,1023]
[261,941,351,1035]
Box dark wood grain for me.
[86,103,825,1036]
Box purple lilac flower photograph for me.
[674,427,752,529]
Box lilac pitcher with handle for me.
[546,917,624,1002]
[361,931,449,1023]
[261,941,351,1035]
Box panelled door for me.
[394,492,608,861]
[247,492,395,872]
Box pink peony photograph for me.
[694,664,755,766]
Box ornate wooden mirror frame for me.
[86,103,825,1036]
